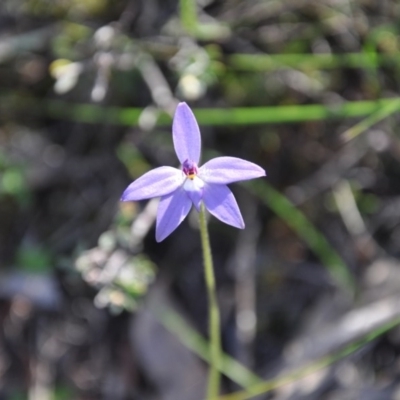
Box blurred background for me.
[1,0,400,399]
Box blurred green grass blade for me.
[153,304,263,390]
[218,317,400,400]
[245,180,354,292]
[341,97,400,142]
[229,52,400,71]
[178,0,229,40]
[179,0,198,34]
[45,98,400,126]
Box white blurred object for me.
[50,60,83,94]
[177,74,205,101]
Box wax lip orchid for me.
[121,102,266,242]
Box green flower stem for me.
[199,203,221,399]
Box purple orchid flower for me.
[121,102,266,242]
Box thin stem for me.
[199,203,221,399]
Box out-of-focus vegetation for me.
[2,0,400,399]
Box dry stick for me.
[218,296,400,400]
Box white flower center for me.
[183,175,204,192]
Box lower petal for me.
[156,188,192,242]
[202,184,244,229]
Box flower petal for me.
[173,102,201,164]
[202,183,244,229]
[199,157,266,184]
[156,188,192,242]
[121,167,184,201]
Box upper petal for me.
[202,183,244,229]
[173,102,201,164]
[199,157,266,184]
[156,188,192,242]
[121,166,184,201]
